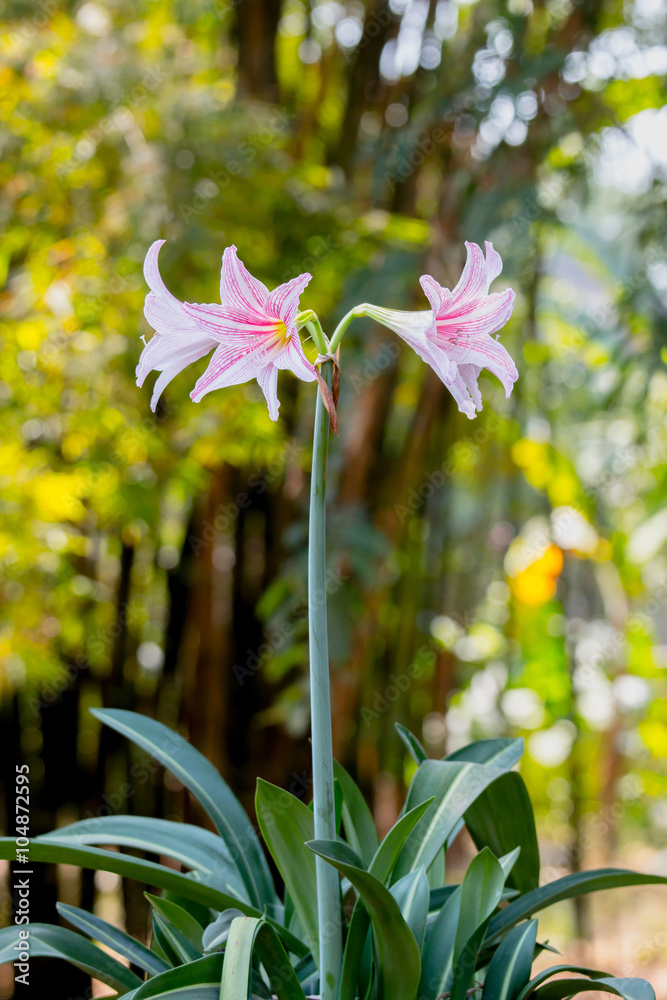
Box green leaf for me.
[146,894,204,955]
[481,919,538,1000]
[395,723,427,764]
[0,923,142,994]
[255,778,319,967]
[40,815,247,900]
[152,915,183,968]
[307,839,421,1000]
[91,708,276,910]
[445,738,524,770]
[57,902,170,976]
[220,917,307,1000]
[418,886,462,1000]
[333,758,379,867]
[370,798,434,884]
[388,867,429,951]
[487,869,667,943]
[219,917,257,1000]
[515,964,615,999]
[529,977,655,1000]
[427,847,445,889]
[337,803,432,1000]
[392,759,510,881]
[464,772,540,895]
[131,954,223,998]
[451,848,507,1000]
[0,838,249,911]
[0,839,308,958]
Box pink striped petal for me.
[257,364,280,421]
[267,272,312,326]
[274,334,317,382]
[220,245,270,313]
[182,301,286,341]
[447,333,518,397]
[190,340,279,402]
[434,288,516,340]
[405,331,458,386]
[449,242,488,304]
[419,275,450,315]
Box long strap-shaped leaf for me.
[308,839,420,1000]
[256,778,319,969]
[91,708,276,909]
[527,976,655,1000]
[392,759,511,882]
[418,886,462,1000]
[450,848,508,1000]
[0,838,308,958]
[337,800,433,1000]
[395,723,427,765]
[388,868,429,952]
[57,902,170,976]
[487,869,667,943]
[514,965,636,1000]
[444,737,524,769]
[40,815,246,897]
[146,894,205,952]
[463,771,540,895]
[0,923,142,994]
[220,916,308,1000]
[333,759,379,867]
[131,954,223,998]
[481,919,537,1000]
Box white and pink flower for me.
[136,240,316,419]
[366,241,517,418]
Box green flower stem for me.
[308,358,341,1000]
[295,311,329,356]
[328,304,370,354]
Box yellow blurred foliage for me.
[31,471,88,522]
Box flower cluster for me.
[137,239,518,420]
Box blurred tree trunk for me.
[236,0,282,101]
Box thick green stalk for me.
[328,304,369,354]
[308,359,341,1000]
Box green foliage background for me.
[1,0,666,991]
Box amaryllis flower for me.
[366,242,517,419]
[136,240,317,419]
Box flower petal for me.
[190,340,277,402]
[419,275,450,315]
[144,240,178,302]
[445,369,478,419]
[267,272,312,327]
[274,334,317,382]
[136,329,216,384]
[450,242,488,304]
[435,288,516,339]
[448,333,518,397]
[457,363,483,412]
[220,245,270,313]
[484,241,503,290]
[182,300,286,340]
[364,305,434,340]
[146,365,182,412]
[257,364,280,421]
